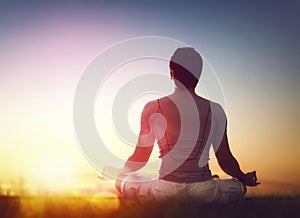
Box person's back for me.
[150,92,212,183]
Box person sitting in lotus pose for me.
[102,47,259,203]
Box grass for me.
[1,195,300,218]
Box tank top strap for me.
[193,103,211,159]
[157,99,170,151]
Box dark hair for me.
[169,47,203,89]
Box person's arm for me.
[122,101,156,174]
[215,133,245,180]
[215,133,259,186]
[123,146,154,173]
[212,103,259,186]
[101,145,154,178]
[101,102,156,179]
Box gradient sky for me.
[0,0,299,195]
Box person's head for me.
[169,47,203,89]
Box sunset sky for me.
[0,0,299,195]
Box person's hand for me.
[240,171,260,186]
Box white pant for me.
[119,174,246,204]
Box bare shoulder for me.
[209,101,225,113]
[143,99,158,112]
[209,101,227,123]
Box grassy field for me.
[1,195,300,218]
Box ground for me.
[1,195,300,218]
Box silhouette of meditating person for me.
[103,47,259,203]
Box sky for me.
[0,0,299,195]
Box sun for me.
[34,156,76,193]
